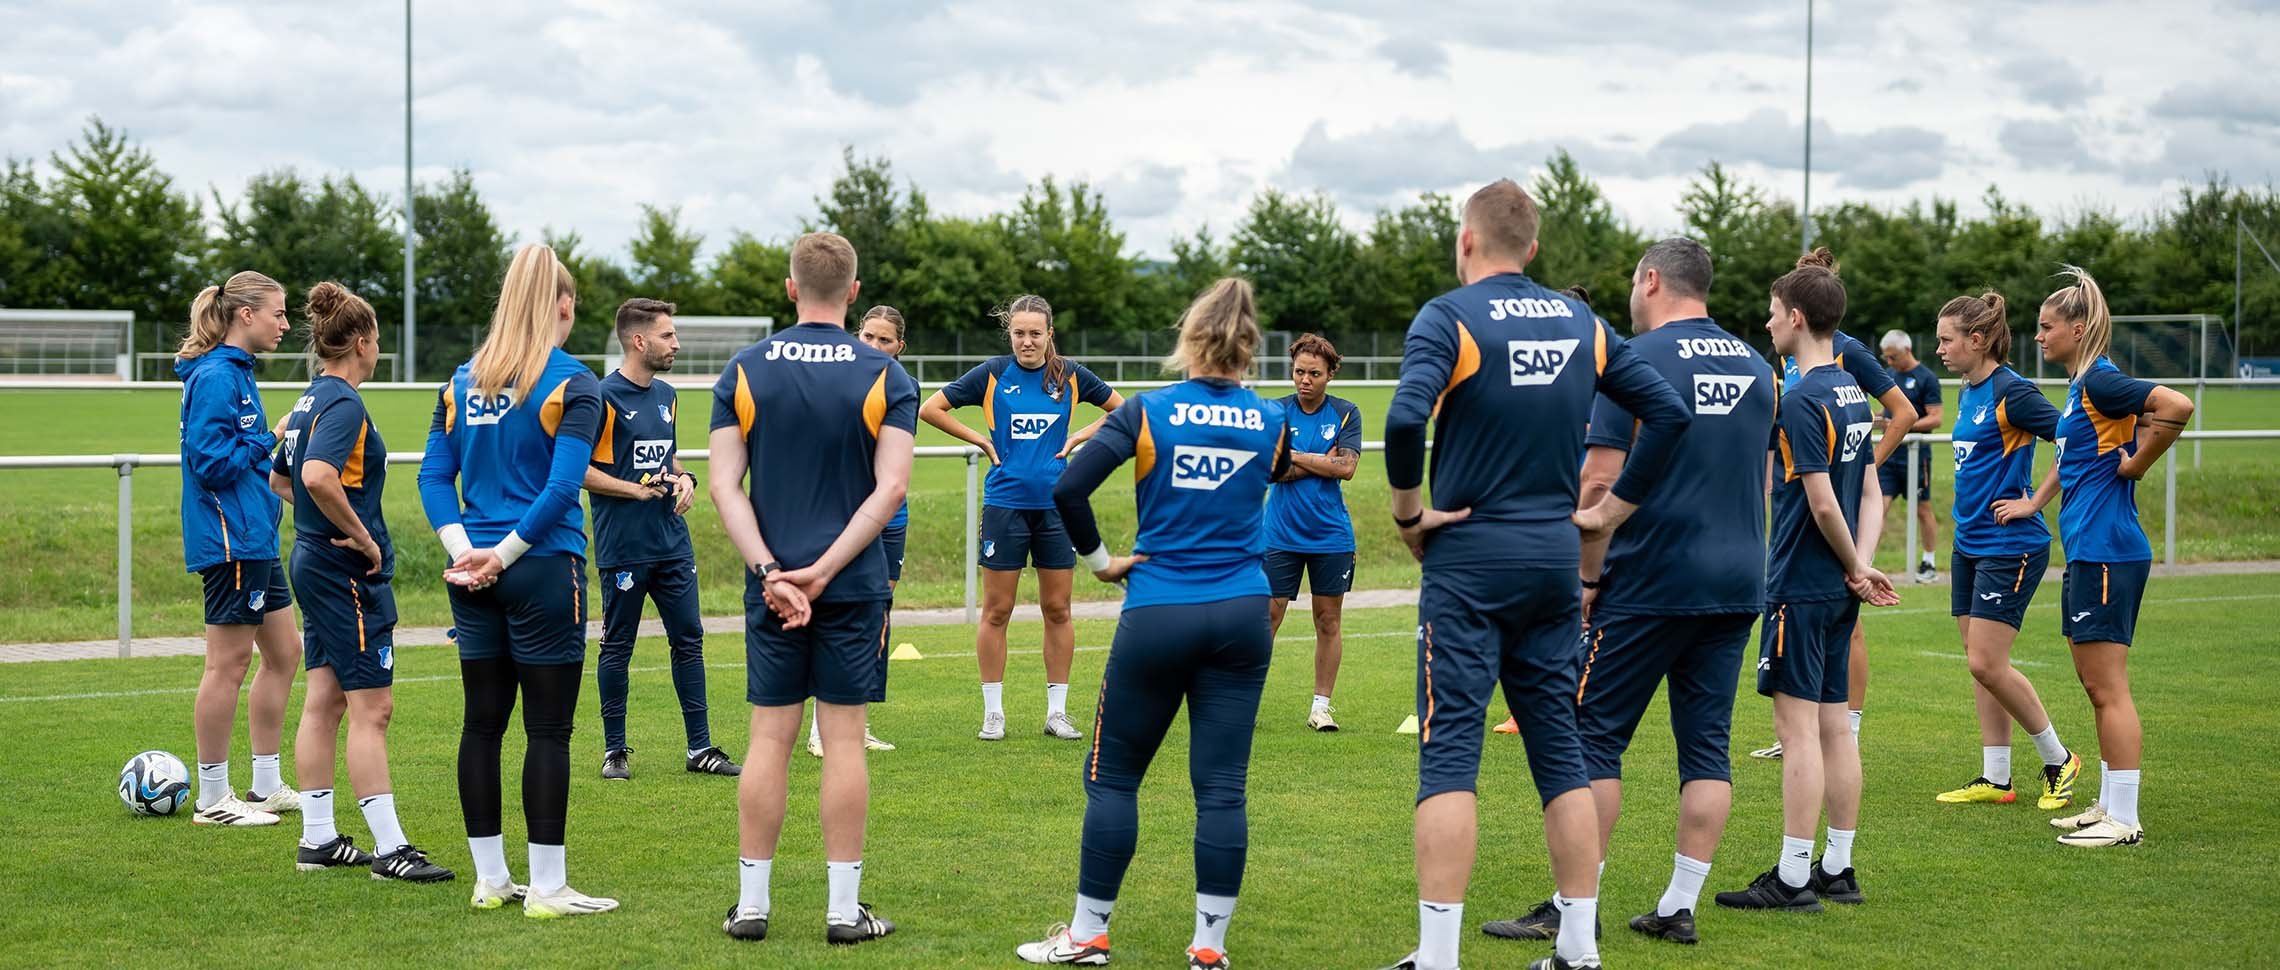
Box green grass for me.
[2,572,2277,967]
[0,383,2276,644]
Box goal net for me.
[0,309,133,380]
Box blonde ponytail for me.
[178,271,282,359]
[2043,265,2111,381]
[472,244,577,402]
[1163,277,1261,377]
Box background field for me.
[3,572,2276,968]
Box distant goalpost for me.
[0,309,134,380]
[604,315,774,384]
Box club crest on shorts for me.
[247,589,265,612]
[615,571,634,591]
[982,539,997,559]
[378,643,394,670]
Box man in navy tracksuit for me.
[1382,181,1691,970]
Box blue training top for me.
[1950,365,2061,558]
[177,345,282,571]
[939,354,1114,510]
[1054,377,1291,609]
[588,371,693,569]
[273,374,392,581]
[1766,362,1877,602]
[1782,330,1899,401]
[1263,392,1361,554]
[888,361,918,531]
[417,348,603,561]
[2055,356,2158,563]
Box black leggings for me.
[458,656,582,845]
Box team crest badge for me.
[658,404,673,422]
[1321,424,1335,440]
[248,590,265,612]
[615,571,635,591]
[378,644,394,671]
[982,539,997,559]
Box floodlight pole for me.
[1801,0,1814,252]
[403,0,416,384]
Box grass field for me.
[3,571,2277,968]
[0,382,2275,644]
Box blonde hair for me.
[472,244,576,403]
[178,271,283,359]
[1463,179,1539,262]
[1163,278,1260,377]
[304,282,377,364]
[1938,290,2011,365]
[790,232,858,303]
[2043,265,2111,382]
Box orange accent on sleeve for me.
[1777,428,1797,482]
[1133,409,1156,481]
[863,367,889,438]
[341,419,368,489]
[1432,321,1481,420]
[593,406,616,461]
[443,383,458,433]
[982,372,998,432]
[733,365,756,436]
[2085,396,2136,456]
[1996,398,2033,456]
[539,380,568,436]
[1593,323,1608,376]
[1821,405,1838,465]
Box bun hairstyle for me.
[304,282,377,364]
[1937,290,2011,365]
[2043,265,2112,381]
[1164,277,1261,377]
[1769,246,1847,336]
[178,270,284,359]
[1557,284,1593,308]
[994,294,1068,395]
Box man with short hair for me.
[1382,181,1692,970]
[1877,330,1943,582]
[587,297,740,782]
[710,232,915,946]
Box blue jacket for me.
[177,346,283,571]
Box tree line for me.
[3,117,2274,378]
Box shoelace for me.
[2044,763,2066,791]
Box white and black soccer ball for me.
[119,750,191,816]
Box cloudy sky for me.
[3,0,2275,261]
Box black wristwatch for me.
[1394,512,1423,529]
[753,561,782,580]
[1580,577,1601,590]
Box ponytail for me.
[472,244,577,403]
[1163,277,1261,377]
[2043,265,2111,382]
[304,281,377,365]
[178,271,282,359]
[1937,290,2011,366]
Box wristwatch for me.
[1394,512,1423,529]
[753,561,783,581]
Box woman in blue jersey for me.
[1264,333,1361,732]
[273,283,450,882]
[1016,277,1289,970]
[178,269,304,827]
[2004,267,2193,848]
[920,295,1123,742]
[1926,291,2081,811]
[417,244,616,916]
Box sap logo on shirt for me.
[279,429,303,468]
[465,392,515,426]
[1166,402,1266,429]
[1508,339,1580,387]
[1485,297,1575,320]
[762,341,857,363]
[239,413,258,430]
[1693,374,1759,415]
[1171,445,1257,490]
[1840,421,1874,463]
[1674,336,1755,360]
[1953,440,1978,470]
[631,439,672,471]
[1010,412,1063,440]
[1832,383,1870,407]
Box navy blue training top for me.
[589,371,693,569]
[940,355,1113,510]
[274,374,392,581]
[1766,363,1877,602]
[1880,361,1942,470]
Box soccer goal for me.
[0,309,134,380]
[610,315,773,383]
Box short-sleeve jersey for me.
[711,322,919,602]
[1585,318,1776,616]
[887,362,919,531]
[1082,378,1289,609]
[2055,357,2157,563]
[1881,361,1942,468]
[589,371,692,569]
[1783,331,1898,401]
[275,374,391,581]
[940,355,1113,510]
[1766,363,1877,602]
[428,350,602,558]
[1262,393,1361,554]
[1950,366,2061,557]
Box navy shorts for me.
[745,580,885,707]
[448,554,588,666]
[1577,612,1754,785]
[1877,449,1933,503]
[880,524,907,583]
[1416,568,1588,805]
[597,559,704,655]
[1950,547,2048,630]
[291,556,396,691]
[2061,559,2150,647]
[867,600,894,704]
[1263,549,1355,599]
[980,505,1074,571]
[199,559,293,626]
[1757,597,1860,703]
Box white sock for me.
[2029,725,2068,766]
[301,788,338,845]
[826,860,863,923]
[1849,709,1863,741]
[2106,769,2141,828]
[1193,893,1237,952]
[1312,693,1332,713]
[688,747,707,759]
[1046,683,1069,718]
[1417,900,1463,970]
[358,793,407,855]
[196,761,229,810]
[529,842,566,894]
[2099,760,2111,806]
[738,857,771,914]
[468,834,511,885]
[1823,827,1855,873]
[1658,853,1711,917]
[1554,893,1599,962]
[1072,893,1116,939]
[1983,745,2013,786]
[981,681,1004,716]
[250,752,282,798]
[1778,835,1814,888]
[1921,551,1936,568]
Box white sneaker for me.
[524,884,621,918]
[192,794,280,826]
[2051,802,2110,829]
[979,711,1007,741]
[1016,923,1112,965]
[2057,817,2143,847]
[865,729,896,752]
[1044,711,1083,740]
[244,785,301,814]
[807,734,824,759]
[470,877,527,910]
[1749,740,1784,760]
[1308,705,1340,732]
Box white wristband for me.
[437,523,473,560]
[496,531,533,569]
[1078,544,1112,574]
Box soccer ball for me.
[119,750,191,816]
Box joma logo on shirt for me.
[1166,402,1265,429]
[1674,337,1754,360]
[762,341,857,363]
[1485,297,1574,320]
[1693,374,1758,415]
[631,439,672,471]
[1833,384,1869,406]
[465,392,514,426]
[1507,339,1580,387]
[1170,445,1257,490]
[1009,412,1062,440]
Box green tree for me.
[211,169,403,370]
[0,160,72,310]
[628,204,709,311]
[1678,162,1804,338]
[546,228,633,361]
[1528,149,1648,330]
[900,215,1022,349]
[708,231,794,324]
[1353,193,1458,332]
[1232,189,1361,334]
[1134,227,1234,334]
[991,177,1137,334]
[408,169,508,376]
[39,118,209,372]
[812,147,927,312]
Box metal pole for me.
[1905,438,1919,576]
[2241,217,2247,376]
[402,0,417,384]
[2195,316,2206,468]
[2163,447,2177,567]
[964,450,979,624]
[1800,0,1813,252]
[117,457,134,658]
